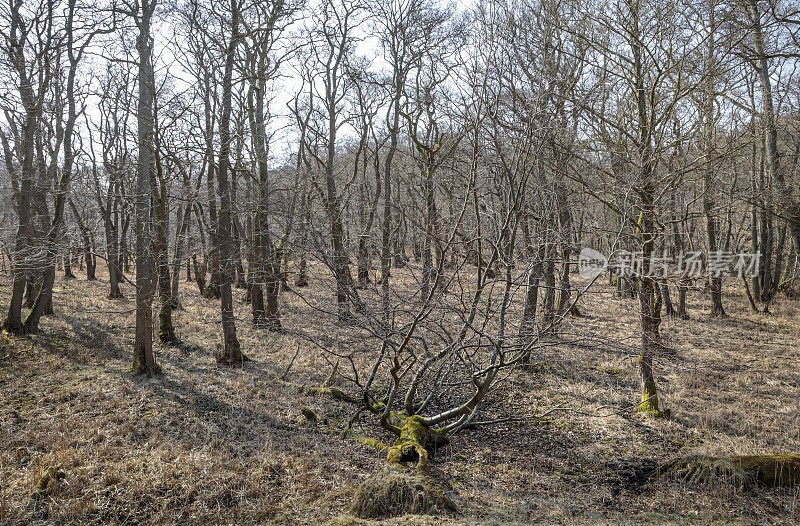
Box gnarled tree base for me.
[655,454,800,488]
[214,350,250,365]
[351,415,455,519]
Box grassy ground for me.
[1,262,800,524]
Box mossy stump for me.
[351,415,455,519]
[656,454,800,488]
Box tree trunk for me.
[662,281,676,317]
[247,62,282,331]
[132,0,158,375]
[193,254,206,295]
[746,0,800,285]
[631,12,661,416]
[70,210,94,281]
[214,0,245,364]
[1,4,40,334]
[295,193,309,287]
[24,0,87,332]
[64,249,76,280]
[702,0,726,318]
[519,242,544,361]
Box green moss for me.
[387,415,430,472]
[735,454,800,487]
[357,436,388,452]
[637,388,662,418]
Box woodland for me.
[2,0,800,523]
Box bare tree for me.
[1,0,58,333]
[214,0,246,363]
[131,0,158,374]
[303,0,364,319]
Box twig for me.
[280,342,301,380]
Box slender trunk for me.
[380,95,399,317]
[132,0,158,375]
[295,193,309,287]
[24,1,86,332]
[357,141,380,289]
[541,235,556,331]
[555,194,577,318]
[751,139,761,301]
[772,223,787,294]
[324,146,361,316]
[519,242,544,361]
[233,215,247,289]
[2,13,38,333]
[120,214,130,273]
[69,198,95,280]
[421,160,439,302]
[64,250,74,279]
[156,196,175,343]
[193,254,206,295]
[203,75,221,300]
[703,0,726,318]
[170,202,192,307]
[248,70,281,330]
[632,9,661,416]
[215,0,244,363]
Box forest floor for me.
[2,262,800,525]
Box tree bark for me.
[132,0,158,375]
[214,0,245,363]
[2,2,44,334]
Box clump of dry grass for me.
[656,454,800,489]
[350,469,456,519]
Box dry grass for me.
[2,262,800,524]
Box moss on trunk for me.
[351,415,455,519]
[387,415,431,472]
